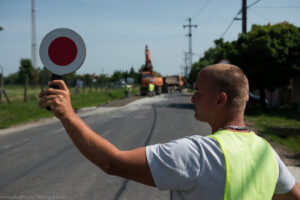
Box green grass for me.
[0,99,53,129]
[0,85,139,129]
[245,105,300,153]
[71,89,128,109]
[3,84,44,101]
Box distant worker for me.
[148,82,155,97]
[125,83,132,97]
[39,64,300,199]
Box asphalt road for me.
[0,93,211,200]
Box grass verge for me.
[245,105,300,153]
[0,86,139,129]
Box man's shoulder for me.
[146,135,226,191]
[153,135,219,149]
[147,134,224,165]
[182,135,222,149]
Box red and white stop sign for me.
[39,28,86,75]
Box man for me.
[148,81,155,97]
[125,83,132,97]
[39,64,300,199]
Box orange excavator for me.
[140,45,163,95]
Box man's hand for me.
[39,80,75,120]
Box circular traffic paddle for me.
[39,28,86,110]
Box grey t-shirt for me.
[146,135,295,200]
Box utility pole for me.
[183,18,197,82]
[184,52,188,86]
[0,65,10,103]
[31,0,39,87]
[31,0,37,69]
[242,0,247,33]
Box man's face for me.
[191,73,217,122]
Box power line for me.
[254,6,300,8]
[247,0,262,9]
[220,18,236,38]
[220,0,262,38]
[249,9,270,22]
[197,0,233,24]
[192,0,211,20]
[192,52,202,57]
[220,6,242,38]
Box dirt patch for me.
[268,141,300,166]
[246,121,300,166]
[97,95,143,107]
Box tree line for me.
[4,60,140,87]
[189,22,300,107]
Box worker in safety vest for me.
[148,82,155,97]
[125,83,132,97]
[39,64,300,199]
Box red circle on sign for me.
[48,37,77,66]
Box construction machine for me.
[163,75,184,93]
[140,45,163,95]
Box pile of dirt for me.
[97,95,143,108]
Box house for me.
[265,75,300,109]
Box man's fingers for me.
[49,80,68,91]
[39,88,65,97]
[39,99,55,109]
[39,87,63,97]
[39,80,68,97]
[39,90,47,98]
[39,95,56,106]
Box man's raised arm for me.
[39,80,155,187]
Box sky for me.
[0,0,300,77]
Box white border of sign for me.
[39,28,86,75]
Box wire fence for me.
[0,75,139,103]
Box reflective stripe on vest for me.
[209,130,278,200]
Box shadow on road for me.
[167,103,194,110]
[113,105,158,200]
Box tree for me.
[83,74,93,86]
[129,66,139,83]
[111,71,124,82]
[97,74,110,86]
[189,22,300,107]
[64,72,76,86]
[123,71,129,79]
[235,22,300,107]
[32,67,39,87]
[188,39,235,84]
[4,72,18,84]
[17,59,34,84]
[39,67,52,82]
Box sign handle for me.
[46,74,62,111]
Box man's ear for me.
[215,92,227,109]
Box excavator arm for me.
[145,45,153,76]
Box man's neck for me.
[210,112,246,133]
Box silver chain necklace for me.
[218,126,252,132]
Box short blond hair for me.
[200,64,249,112]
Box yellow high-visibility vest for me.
[209,130,278,200]
[149,83,155,92]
